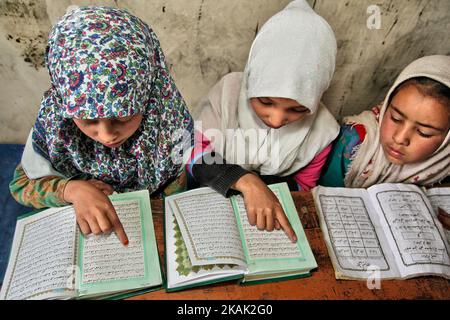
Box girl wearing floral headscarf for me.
[9,7,193,244]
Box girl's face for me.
[380,85,450,165]
[73,113,143,148]
[250,97,310,129]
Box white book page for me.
[80,200,146,285]
[313,186,400,279]
[164,192,246,290]
[234,190,301,261]
[368,183,450,279]
[168,188,246,266]
[426,187,450,245]
[426,187,450,214]
[0,207,78,300]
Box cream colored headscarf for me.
[194,0,339,176]
[344,55,450,188]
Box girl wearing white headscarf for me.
[187,0,340,241]
[319,55,450,188]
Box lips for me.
[104,140,123,148]
[387,145,404,159]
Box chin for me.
[387,157,405,165]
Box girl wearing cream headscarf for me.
[319,55,450,188]
[187,0,340,242]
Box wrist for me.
[63,180,84,203]
[232,172,260,193]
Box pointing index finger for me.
[106,205,129,246]
[275,207,297,243]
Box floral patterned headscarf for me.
[31,6,193,193]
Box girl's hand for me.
[86,179,114,196]
[438,207,450,230]
[232,173,297,243]
[63,180,129,246]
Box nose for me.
[97,120,118,144]
[267,111,287,129]
[393,125,410,146]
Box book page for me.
[426,187,450,214]
[78,190,162,298]
[169,188,246,266]
[426,187,450,244]
[80,200,145,284]
[312,186,400,279]
[368,183,450,278]
[231,183,317,279]
[164,191,246,291]
[0,207,78,300]
[233,191,300,261]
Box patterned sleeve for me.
[9,164,70,208]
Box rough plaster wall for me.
[313,0,450,116]
[0,0,449,143]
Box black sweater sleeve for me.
[191,152,250,197]
[190,152,300,196]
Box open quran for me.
[164,183,317,291]
[0,190,162,300]
[312,183,450,280]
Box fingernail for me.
[124,239,129,246]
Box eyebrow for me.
[391,105,446,132]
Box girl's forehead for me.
[73,113,141,120]
[259,97,307,108]
[389,85,450,130]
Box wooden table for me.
[129,191,450,300]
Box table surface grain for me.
[128,191,450,300]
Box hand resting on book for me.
[232,173,298,243]
[63,179,129,246]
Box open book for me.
[0,190,162,300]
[164,183,317,291]
[312,183,450,280]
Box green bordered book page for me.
[231,183,317,282]
[0,190,162,300]
[165,188,247,291]
[76,190,162,299]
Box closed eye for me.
[390,115,402,123]
[258,97,273,106]
[390,109,403,123]
[291,108,309,113]
[417,130,433,138]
